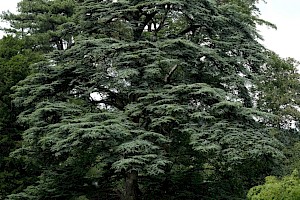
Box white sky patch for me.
[0,0,19,38]
[257,0,300,61]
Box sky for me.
[0,0,19,38]
[258,0,300,60]
[0,0,299,60]
[0,0,19,11]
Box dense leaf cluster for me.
[0,0,299,200]
[0,36,42,198]
[248,170,300,200]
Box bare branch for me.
[164,64,178,83]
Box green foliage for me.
[1,0,77,51]
[257,51,300,130]
[248,170,300,200]
[0,36,42,198]
[255,51,300,177]
[6,0,284,200]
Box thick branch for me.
[164,64,178,83]
[133,11,158,40]
[177,24,202,36]
[154,6,170,34]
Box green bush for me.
[248,170,300,200]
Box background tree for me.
[0,35,42,198]
[257,51,300,130]
[1,0,77,52]
[245,50,300,200]
[0,0,77,198]
[255,52,300,175]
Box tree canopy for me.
[0,0,298,200]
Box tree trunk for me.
[124,171,138,200]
